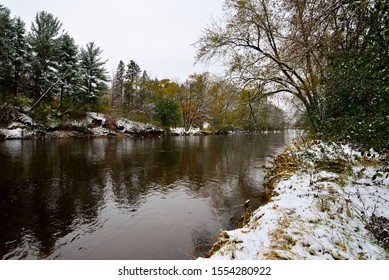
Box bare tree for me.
[196,0,342,131]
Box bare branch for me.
[29,69,70,112]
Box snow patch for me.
[170,127,202,135]
[86,112,106,125]
[18,113,35,126]
[0,127,35,139]
[90,127,114,136]
[116,118,160,134]
[0,128,24,139]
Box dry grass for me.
[263,215,297,259]
[204,231,231,258]
[264,147,302,190]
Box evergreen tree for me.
[28,11,63,99]
[138,70,151,111]
[124,60,141,109]
[57,33,80,107]
[112,60,125,107]
[0,6,29,99]
[0,6,16,98]
[79,42,108,103]
[10,17,29,97]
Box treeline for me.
[0,4,287,132]
[110,63,286,131]
[196,0,389,151]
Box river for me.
[0,131,298,259]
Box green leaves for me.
[155,98,181,129]
[78,42,108,105]
[320,0,389,152]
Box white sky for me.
[2,0,224,82]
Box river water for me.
[0,131,297,259]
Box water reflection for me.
[0,132,296,259]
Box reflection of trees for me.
[106,135,287,213]
[0,140,106,259]
[0,133,290,259]
[191,134,287,229]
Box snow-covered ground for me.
[1,112,163,139]
[206,141,389,260]
[170,127,202,135]
[0,111,36,139]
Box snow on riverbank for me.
[170,127,202,135]
[206,141,389,260]
[0,112,164,139]
[0,112,36,139]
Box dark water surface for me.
[0,132,297,259]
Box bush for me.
[0,102,18,126]
[10,96,33,110]
[318,0,389,152]
[155,98,181,129]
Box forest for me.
[1,0,388,151]
[0,3,286,135]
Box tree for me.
[79,42,108,103]
[136,70,154,121]
[0,6,28,98]
[0,5,14,98]
[207,78,236,129]
[196,0,342,131]
[235,88,263,131]
[179,73,211,131]
[57,33,80,108]
[10,17,29,97]
[155,98,181,128]
[124,59,141,110]
[321,0,389,151]
[112,60,125,108]
[28,11,63,99]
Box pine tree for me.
[124,60,141,110]
[0,5,15,98]
[10,17,29,96]
[28,11,63,99]
[138,70,151,113]
[79,42,108,103]
[112,60,125,108]
[0,6,29,99]
[57,33,79,108]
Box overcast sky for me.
[2,0,224,81]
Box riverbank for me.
[205,140,389,260]
[0,111,167,139]
[0,108,281,140]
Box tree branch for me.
[29,70,69,112]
